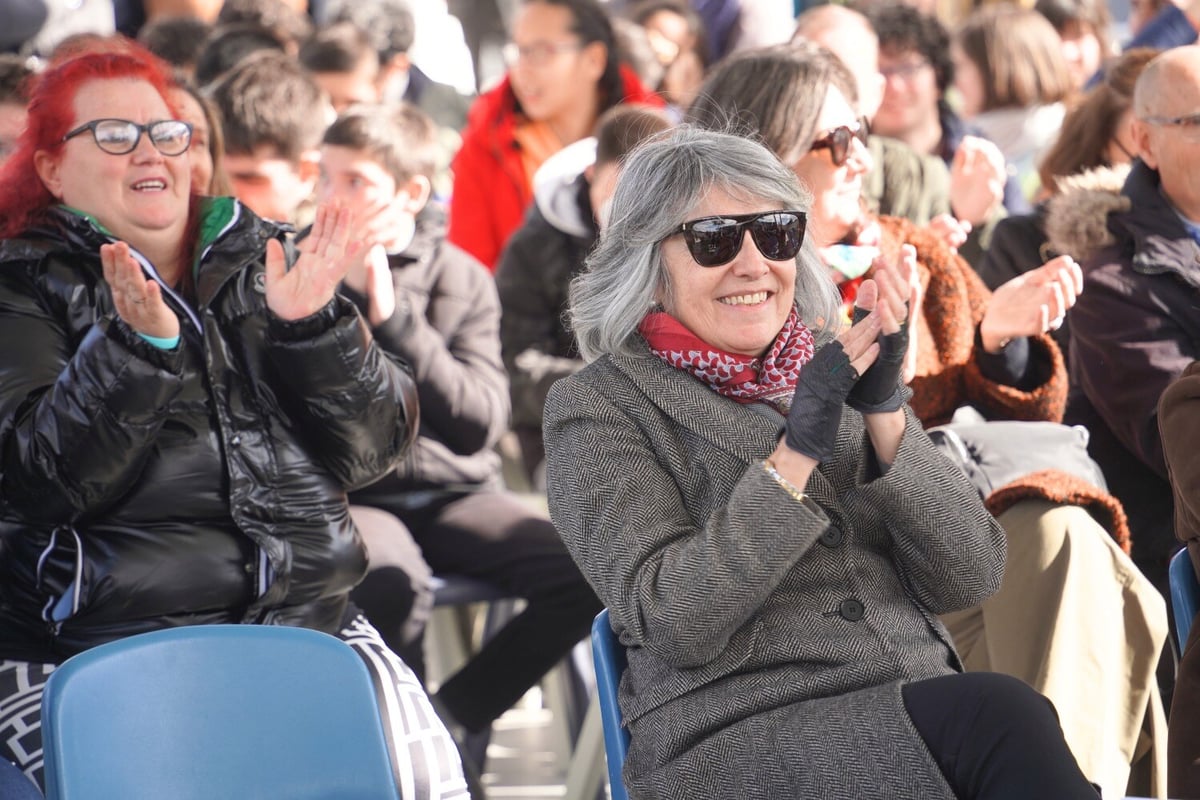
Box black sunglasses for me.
[62,118,194,156]
[808,118,869,167]
[674,210,807,268]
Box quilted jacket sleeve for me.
[266,296,418,491]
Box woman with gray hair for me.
[543,123,1098,798]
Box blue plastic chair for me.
[41,625,399,800]
[591,609,630,800]
[1171,548,1200,654]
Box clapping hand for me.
[949,136,1006,226]
[782,291,882,462]
[265,203,361,322]
[847,246,913,414]
[100,241,180,340]
[979,255,1083,353]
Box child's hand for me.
[363,244,395,326]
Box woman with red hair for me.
[0,41,469,797]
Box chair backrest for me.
[41,625,399,800]
[591,609,630,800]
[1171,548,1200,652]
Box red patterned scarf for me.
[639,307,815,411]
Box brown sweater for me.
[874,216,1129,551]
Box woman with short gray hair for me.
[543,124,1098,798]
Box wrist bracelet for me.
[763,459,807,503]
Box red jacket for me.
[447,66,661,271]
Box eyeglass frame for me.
[879,60,931,80]
[502,40,584,67]
[807,118,870,168]
[669,210,809,268]
[1141,113,1200,136]
[61,118,194,156]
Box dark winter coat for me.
[342,207,509,492]
[496,173,593,471]
[0,200,418,662]
[1056,159,1200,581]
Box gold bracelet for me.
[763,459,807,503]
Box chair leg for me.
[562,697,606,800]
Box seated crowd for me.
[4,0,1200,798]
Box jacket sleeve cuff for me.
[267,297,344,341]
[974,325,1031,387]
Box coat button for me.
[231,434,242,447]
[839,599,865,622]
[244,562,255,574]
[819,526,844,547]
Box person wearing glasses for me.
[687,44,1170,798]
[1068,49,1200,752]
[447,0,661,271]
[0,41,473,797]
[543,123,1099,799]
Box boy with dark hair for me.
[208,49,329,224]
[298,21,381,113]
[136,14,214,77]
[317,103,602,771]
[191,22,286,87]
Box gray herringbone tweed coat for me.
[544,349,1007,800]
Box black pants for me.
[902,672,1099,800]
[349,479,602,732]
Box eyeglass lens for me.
[684,212,806,267]
[813,121,869,167]
[74,119,192,156]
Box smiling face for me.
[875,46,940,141]
[658,187,798,357]
[35,78,191,251]
[789,85,871,247]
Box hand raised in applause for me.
[100,241,180,340]
[847,245,914,414]
[979,254,1083,353]
[783,292,882,462]
[265,202,362,321]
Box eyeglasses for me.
[880,60,930,80]
[673,210,807,268]
[1142,112,1200,137]
[808,119,870,167]
[502,41,583,67]
[61,118,194,156]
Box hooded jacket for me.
[0,201,418,662]
[1051,160,1200,568]
[447,66,660,270]
[341,206,509,492]
[496,139,595,468]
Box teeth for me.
[719,291,768,306]
[133,180,166,191]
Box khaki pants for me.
[940,499,1169,799]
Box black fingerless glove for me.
[846,306,910,414]
[784,341,859,462]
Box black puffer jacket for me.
[0,200,418,662]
